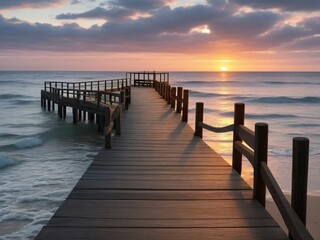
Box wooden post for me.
[176,87,183,113]
[73,108,78,124]
[47,100,51,111]
[291,137,309,226]
[83,111,86,121]
[120,90,125,108]
[167,85,171,104]
[182,89,189,122]
[115,106,122,136]
[52,102,55,111]
[63,106,66,119]
[43,97,47,109]
[253,122,268,207]
[89,112,95,123]
[194,102,203,138]
[163,84,166,99]
[58,104,62,118]
[171,87,176,109]
[105,108,112,149]
[125,87,131,105]
[78,110,82,121]
[232,103,245,175]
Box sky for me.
[0,0,320,71]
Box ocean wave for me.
[0,153,16,169]
[0,93,33,100]
[190,90,227,98]
[219,111,298,119]
[264,81,320,85]
[179,80,239,85]
[269,148,320,156]
[12,99,39,105]
[287,123,320,128]
[250,96,320,104]
[15,137,44,149]
[188,108,218,113]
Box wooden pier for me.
[37,72,313,240]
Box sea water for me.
[0,71,319,239]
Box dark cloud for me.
[108,0,174,11]
[56,0,175,21]
[209,11,281,39]
[0,0,65,9]
[288,36,320,50]
[56,6,133,20]
[256,25,311,48]
[299,17,320,34]
[230,0,320,12]
[71,0,81,4]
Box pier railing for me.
[41,77,132,149]
[126,71,169,87]
[44,78,130,93]
[194,102,313,240]
[153,80,189,122]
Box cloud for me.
[108,0,174,11]
[71,0,81,4]
[56,6,133,20]
[209,11,281,39]
[0,0,65,9]
[0,0,319,55]
[56,0,175,21]
[230,0,320,12]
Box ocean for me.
[0,71,319,239]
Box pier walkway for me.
[36,87,288,239]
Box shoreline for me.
[266,194,320,239]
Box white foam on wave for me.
[0,153,16,169]
[15,137,43,149]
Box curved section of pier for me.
[36,87,287,239]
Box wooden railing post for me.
[165,85,170,101]
[253,122,268,207]
[291,137,309,226]
[105,108,112,149]
[120,90,125,108]
[115,106,122,136]
[182,89,189,122]
[194,102,203,138]
[171,87,176,109]
[167,85,171,104]
[232,103,245,174]
[176,87,183,113]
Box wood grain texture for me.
[36,87,287,240]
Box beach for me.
[267,195,320,239]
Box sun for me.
[220,66,228,72]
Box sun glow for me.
[220,66,228,71]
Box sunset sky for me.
[0,0,320,71]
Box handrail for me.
[152,79,189,122]
[261,162,313,240]
[198,122,234,133]
[192,101,313,240]
[44,78,130,93]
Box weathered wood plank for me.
[74,179,251,190]
[68,189,253,200]
[36,227,287,240]
[48,217,279,228]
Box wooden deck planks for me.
[36,87,287,240]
